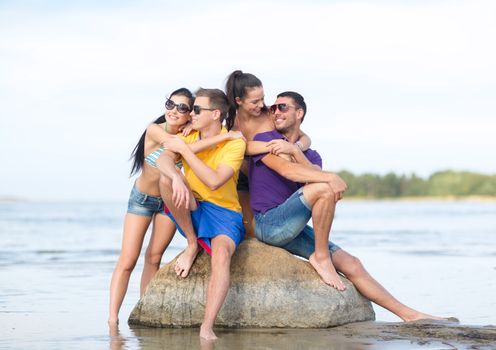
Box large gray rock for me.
[129,238,375,328]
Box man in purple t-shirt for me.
[248,91,445,321]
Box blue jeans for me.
[254,189,340,259]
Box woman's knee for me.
[144,247,163,267]
[116,256,138,273]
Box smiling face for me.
[165,94,191,127]
[271,96,303,134]
[190,96,217,131]
[236,86,265,117]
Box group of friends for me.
[108,70,444,340]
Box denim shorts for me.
[127,183,165,217]
[254,189,340,259]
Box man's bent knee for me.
[302,182,335,205]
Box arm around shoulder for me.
[146,123,172,144]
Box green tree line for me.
[337,170,496,198]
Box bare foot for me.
[199,325,218,340]
[309,253,346,291]
[402,311,451,322]
[174,244,199,278]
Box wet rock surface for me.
[329,320,496,349]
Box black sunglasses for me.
[165,98,191,114]
[269,103,298,114]
[193,105,216,115]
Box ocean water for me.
[0,200,495,349]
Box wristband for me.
[295,141,304,151]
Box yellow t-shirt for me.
[181,128,246,212]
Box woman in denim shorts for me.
[109,88,244,325]
[108,88,194,326]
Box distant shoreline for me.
[0,196,28,202]
[2,195,496,203]
[343,195,496,202]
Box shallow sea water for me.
[0,200,495,349]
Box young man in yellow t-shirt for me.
[156,88,246,340]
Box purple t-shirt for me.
[249,130,322,214]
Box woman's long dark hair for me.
[129,88,194,176]
[224,70,263,130]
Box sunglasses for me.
[269,103,298,114]
[165,98,191,114]
[193,105,216,115]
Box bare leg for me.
[109,213,151,325]
[301,183,345,291]
[332,249,445,321]
[238,191,255,238]
[159,174,199,278]
[199,235,236,340]
[140,213,176,296]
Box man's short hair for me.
[195,88,230,122]
[277,91,307,123]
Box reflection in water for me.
[109,324,126,350]
[129,326,370,350]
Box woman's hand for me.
[226,130,246,141]
[267,139,298,156]
[180,122,194,136]
[161,136,188,154]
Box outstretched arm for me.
[265,139,319,169]
[246,131,311,155]
[245,140,270,156]
[148,123,244,154]
[188,130,244,154]
[247,138,318,169]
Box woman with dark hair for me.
[109,88,242,325]
[224,70,312,237]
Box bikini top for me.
[145,146,165,169]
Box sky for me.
[1,0,495,201]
